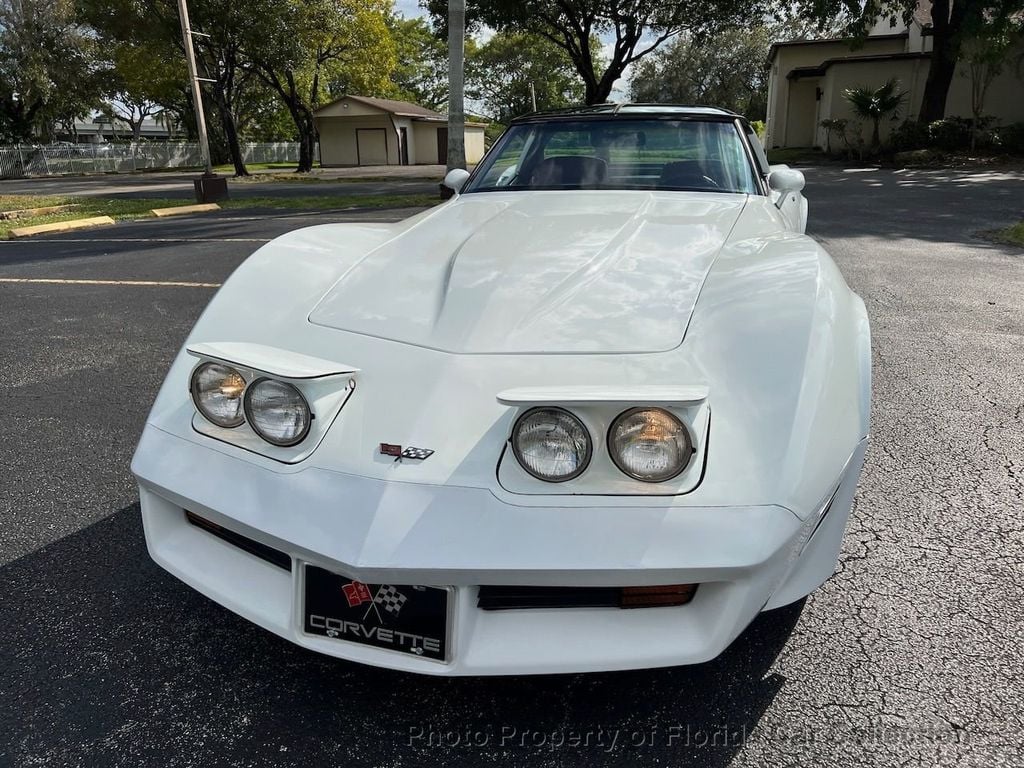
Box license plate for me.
[303,565,451,662]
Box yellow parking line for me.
[0,277,221,288]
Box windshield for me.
[465,118,759,195]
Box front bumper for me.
[133,425,814,676]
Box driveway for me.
[0,168,1022,767]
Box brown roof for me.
[323,95,444,119]
[314,95,489,125]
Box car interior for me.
[470,118,758,194]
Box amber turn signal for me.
[619,584,698,608]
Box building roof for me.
[786,50,930,80]
[768,32,908,63]
[314,95,442,119]
[314,95,488,126]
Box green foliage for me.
[427,0,755,105]
[819,118,849,154]
[889,119,930,152]
[0,0,104,141]
[750,120,766,139]
[629,25,780,119]
[843,78,907,148]
[928,117,972,150]
[386,16,450,110]
[887,116,1024,154]
[993,122,1024,154]
[467,31,583,124]
[99,43,185,140]
[240,0,397,171]
[987,221,1024,247]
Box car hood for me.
[308,191,748,354]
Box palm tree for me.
[843,79,908,149]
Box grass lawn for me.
[219,193,439,211]
[984,222,1024,247]
[0,192,439,238]
[0,195,196,238]
[210,162,304,174]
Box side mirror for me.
[767,167,805,194]
[443,168,471,194]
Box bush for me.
[890,120,929,151]
[819,118,849,154]
[993,122,1024,155]
[927,117,972,151]
[750,120,766,140]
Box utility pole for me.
[446,0,466,172]
[177,0,211,174]
[529,81,537,112]
[176,0,227,200]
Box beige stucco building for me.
[313,95,488,166]
[765,8,1024,149]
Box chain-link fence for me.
[0,142,314,179]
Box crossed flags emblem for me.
[342,581,408,622]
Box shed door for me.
[436,127,448,164]
[356,128,388,165]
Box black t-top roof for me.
[510,104,742,124]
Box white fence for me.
[0,142,313,179]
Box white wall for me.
[317,115,398,166]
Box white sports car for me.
[132,105,870,675]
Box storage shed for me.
[314,95,488,166]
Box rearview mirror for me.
[767,167,805,194]
[443,168,471,194]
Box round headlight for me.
[243,378,312,447]
[190,362,246,428]
[609,408,693,482]
[511,407,592,482]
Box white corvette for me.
[133,105,870,675]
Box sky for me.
[390,0,633,101]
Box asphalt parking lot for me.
[2,167,1022,767]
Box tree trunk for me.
[210,88,249,176]
[871,118,881,148]
[918,0,961,122]
[299,109,317,173]
[286,103,316,173]
[592,63,626,105]
[447,0,467,170]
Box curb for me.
[10,216,116,238]
[151,203,221,217]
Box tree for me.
[468,31,584,122]
[242,0,396,173]
[0,0,102,142]
[387,16,450,110]
[959,19,1023,149]
[796,0,1024,122]
[843,78,907,148]
[233,80,296,142]
[79,0,258,175]
[100,44,182,141]
[629,26,777,119]
[428,0,752,105]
